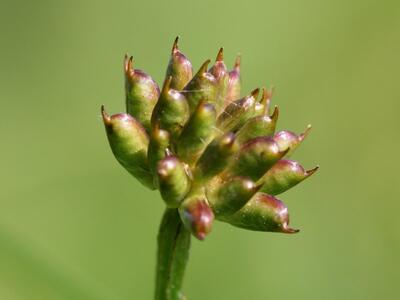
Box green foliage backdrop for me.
[0,0,399,299]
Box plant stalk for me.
[155,208,191,300]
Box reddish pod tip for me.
[300,124,312,141]
[251,88,260,99]
[282,225,300,234]
[172,36,180,54]
[216,47,224,62]
[123,55,134,73]
[306,166,319,177]
[101,105,111,124]
[198,59,211,75]
[233,54,241,70]
[270,105,279,121]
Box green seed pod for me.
[101,106,154,189]
[179,193,214,240]
[184,60,218,113]
[224,55,241,108]
[273,125,311,156]
[157,156,191,208]
[207,176,260,217]
[209,48,229,112]
[221,192,298,233]
[124,55,160,132]
[151,76,190,140]
[176,101,217,165]
[217,88,260,132]
[194,132,239,182]
[147,124,171,179]
[166,37,193,90]
[228,137,287,181]
[260,160,318,195]
[236,106,279,144]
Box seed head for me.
[102,38,318,240]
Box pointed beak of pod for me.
[101,105,111,125]
[299,124,312,141]
[270,105,279,122]
[198,59,211,75]
[123,55,133,76]
[209,47,227,78]
[224,54,242,107]
[172,36,180,54]
[216,47,224,62]
[166,36,193,90]
[306,166,319,177]
[123,55,160,132]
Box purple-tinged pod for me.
[157,156,190,208]
[176,101,217,165]
[220,193,299,233]
[147,124,171,179]
[207,176,260,217]
[209,48,229,113]
[124,55,160,132]
[273,125,311,157]
[236,106,279,144]
[224,55,241,108]
[101,106,154,189]
[183,60,218,113]
[166,37,193,90]
[194,132,239,182]
[217,88,260,132]
[151,76,190,140]
[260,160,318,195]
[228,137,287,182]
[179,194,215,240]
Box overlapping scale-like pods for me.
[102,38,318,240]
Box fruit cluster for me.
[102,37,317,240]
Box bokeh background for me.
[1,0,399,299]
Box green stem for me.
[155,208,191,300]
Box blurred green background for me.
[1,0,399,299]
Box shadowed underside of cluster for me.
[102,37,318,240]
